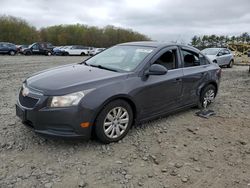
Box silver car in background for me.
[202,48,234,68]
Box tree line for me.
[190,33,250,50]
[1,15,249,49]
[0,16,150,47]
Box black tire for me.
[81,52,85,56]
[47,51,52,56]
[227,60,233,68]
[198,84,216,109]
[25,51,31,56]
[9,50,16,56]
[95,100,133,144]
[64,52,69,56]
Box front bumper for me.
[16,87,95,139]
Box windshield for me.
[85,45,154,72]
[28,43,35,48]
[202,48,220,55]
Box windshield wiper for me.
[79,60,89,66]
[89,64,118,72]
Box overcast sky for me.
[1,0,250,42]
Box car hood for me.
[26,64,128,95]
[206,55,217,61]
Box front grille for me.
[19,92,39,108]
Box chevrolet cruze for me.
[16,42,221,143]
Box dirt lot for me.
[235,55,250,65]
[0,56,250,188]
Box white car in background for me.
[89,48,106,56]
[201,48,234,68]
[64,45,90,56]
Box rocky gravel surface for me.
[0,56,250,188]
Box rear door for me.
[78,46,88,55]
[180,47,210,105]
[135,46,183,117]
[222,49,232,65]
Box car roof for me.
[119,41,198,51]
[203,47,226,50]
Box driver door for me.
[216,50,225,66]
[134,47,183,117]
[31,44,40,55]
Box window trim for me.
[180,47,209,68]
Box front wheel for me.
[198,85,216,109]
[95,100,133,144]
[227,60,233,68]
[25,51,31,56]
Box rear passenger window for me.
[154,49,178,70]
[181,49,207,67]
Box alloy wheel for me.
[103,107,129,139]
[204,89,215,105]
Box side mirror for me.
[145,64,168,76]
[217,52,222,56]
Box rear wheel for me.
[81,52,86,56]
[198,85,216,108]
[9,50,16,56]
[227,60,233,68]
[95,100,133,144]
[47,51,52,56]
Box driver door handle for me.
[175,78,182,82]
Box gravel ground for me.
[0,56,250,188]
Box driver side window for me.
[154,49,177,70]
[32,44,39,50]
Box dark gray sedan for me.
[16,42,221,143]
[202,48,234,68]
[0,42,17,55]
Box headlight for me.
[50,91,85,107]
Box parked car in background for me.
[21,42,54,56]
[89,48,106,56]
[16,42,221,143]
[201,48,234,68]
[63,45,90,56]
[53,46,69,56]
[0,42,17,55]
[16,44,29,53]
